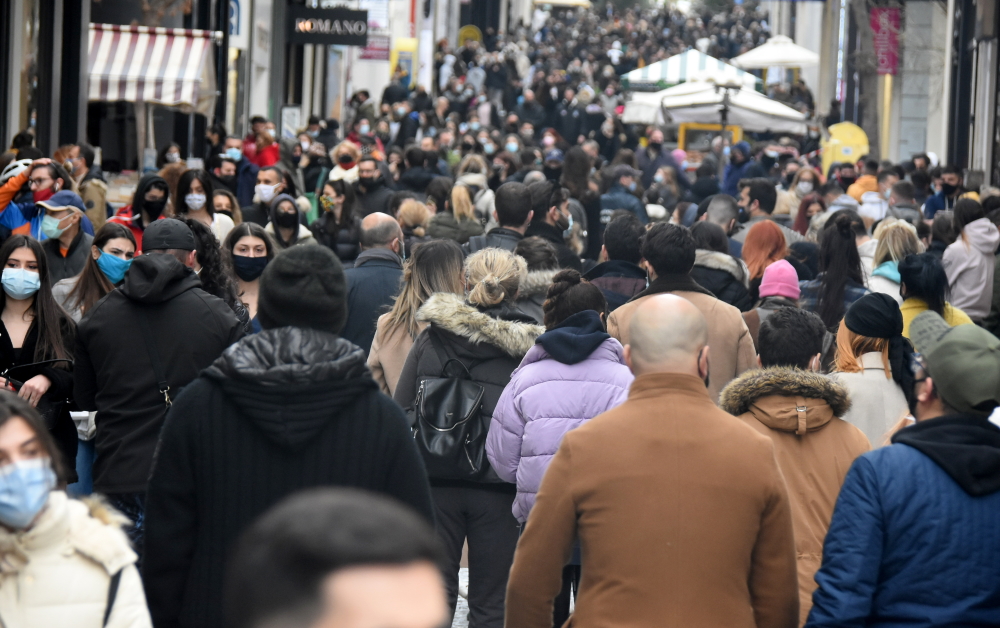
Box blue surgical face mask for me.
[40,214,66,239]
[0,458,56,529]
[1,268,40,300]
[628,181,637,192]
[562,212,575,239]
[96,251,132,284]
[225,148,242,162]
[505,142,519,154]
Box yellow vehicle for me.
[821,122,869,176]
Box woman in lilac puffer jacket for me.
[487,270,634,524]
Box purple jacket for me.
[486,335,633,522]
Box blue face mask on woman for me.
[97,252,132,284]
[1,268,40,300]
[0,458,56,529]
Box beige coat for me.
[0,491,151,628]
[506,373,799,628]
[832,352,909,447]
[608,287,757,401]
[367,313,426,396]
[720,368,870,626]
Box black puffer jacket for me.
[394,293,544,487]
[690,249,753,312]
[144,327,434,628]
[311,211,361,263]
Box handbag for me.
[2,358,73,430]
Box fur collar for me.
[518,269,561,297]
[720,367,851,417]
[695,249,748,283]
[417,292,544,357]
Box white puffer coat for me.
[0,491,151,628]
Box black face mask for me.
[274,211,299,228]
[232,255,269,282]
[144,199,167,220]
[218,175,236,186]
[543,165,562,181]
[648,141,662,153]
[338,154,354,166]
[358,175,379,189]
[941,182,958,196]
[839,176,857,188]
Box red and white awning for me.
[88,24,221,115]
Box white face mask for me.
[185,193,206,211]
[256,184,279,204]
[796,181,813,196]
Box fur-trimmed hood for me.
[517,269,561,297]
[695,249,749,285]
[720,367,852,435]
[417,292,544,358]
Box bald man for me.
[342,212,405,356]
[506,294,798,628]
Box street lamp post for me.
[715,81,742,179]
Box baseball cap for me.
[544,149,565,164]
[910,311,1000,416]
[142,218,197,251]
[37,190,86,214]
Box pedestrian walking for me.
[342,212,404,356]
[223,222,276,334]
[52,223,136,323]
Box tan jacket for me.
[79,178,108,231]
[506,373,798,628]
[367,313,426,396]
[608,284,757,401]
[720,368,870,626]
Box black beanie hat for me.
[257,246,347,334]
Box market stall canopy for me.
[533,0,592,7]
[88,24,222,116]
[620,50,758,91]
[730,35,820,69]
[622,89,671,125]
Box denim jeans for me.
[67,439,95,497]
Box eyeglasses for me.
[28,178,52,187]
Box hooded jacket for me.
[427,210,485,244]
[109,174,169,252]
[73,253,244,494]
[721,368,870,625]
[143,328,433,628]
[691,249,753,312]
[942,217,1000,321]
[807,415,1000,627]
[276,137,306,195]
[394,292,544,487]
[868,261,902,305]
[487,311,633,522]
[514,269,560,324]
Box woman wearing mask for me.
[428,184,485,245]
[156,143,182,169]
[224,223,275,334]
[487,270,633,626]
[310,179,361,263]
[0,236,77,478]
[174,170,234,242]
[368,240,464,395]
[649,165,680,211]
[867,220,923,305]
[898,253,973,337]
[775,167,820,217]
[799,213,871,329]
[742,220,789,302]
[832,293,913,446]
[394,248,544,628]
[943,199,1000,323]
[183,219,251,333]
[212,189,243,226]
[264,195,316,250]
[0,394,152,627]
[52,223,136,323]
[109,174,170,252]
[793,193,827,236]
[329,142,361,184]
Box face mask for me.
[40,214,66,239]
[144,199,167,220]
[654,173,665,184]
[166,152,180,163]
[96,251,132,284]
[839,176,857,188]
[359,124,371,135]
[291,155,301,166]
[505,142,519,154]
[542,136,555,148]
[884,189,892,200]
[232,254,269,282]
[300,141,310,151]
[396,107,407,117]
[470,121,481,131]
[723,146,731,157]
[796,181,813,196]
[219,175,236,186]
[32,189,55,204]
[274,211,299,228]
[256,184,279,204]
[484,143,496,155]
[225,148,242,162]
[628,181,637,192]
[941,183,958,196]
[648,141,661,152]
[764,150,779,158]
[0,458,56,529]
[1,268,40,300]
[267,128,277,138]
[307,130,319,138]
[320,195,338,212]
[520,130,534,140]
[185,193,206,211]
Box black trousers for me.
[433,485,519,628]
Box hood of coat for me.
[535,310,611,365]
[203,327,377,450]
[959,217,1000,255]
[830,194,860,212]
[872,260,900,282]
[417,292,544,358]
[892,414,1000,496]
[518,269,560,298]
[119,253,200,304]
[720,367,851,434]
[265,221,315,246]
[694,249,747,284]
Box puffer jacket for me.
[0,491,151,628]
[943,217,1000,321]
[720,368,870,626]
[487,311,633,522]
[690,249,753,312]
[514,269,560,324]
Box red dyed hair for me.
[794,193,826,235]
[742,220,789,280]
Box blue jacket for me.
[600,184,648,224]
[0,200,95,241]
[342,249,403,357]
[922,190,958,219]
[234,157,260,208]
[806,415,1000,628]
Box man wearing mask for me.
[637,129,687,191]
[834,163,858,192]
[525,181,582,271]
[722,141,764,197]
[517,90,546,138]
[38,191,93,282]
[241,167,285,227]
[66,143,107,230]
[733,178,804,246]
[109,173,170,252]
[222,136,259,207]
[209,156,238,196]
[342,213,404,356]
[242,116,268,164]
[600,165,648,225]
[355,156,395,217]
[923,165,965,219]
[393,101,420,149]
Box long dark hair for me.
[816,212,865,328]
[66,222,136,316]
[183,219,240,311]
[223,223,277,295]
[561,146,592,200]
[176,169,215,217]
[953,198,985,235]
[0,236,74,366]
[321,179,357,230]
[898,253,950,315]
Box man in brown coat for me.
[607,222,756,401]
[505,294,799,628]
[720,308,870,625]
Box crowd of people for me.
[0,2,997,628]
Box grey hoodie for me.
[943,217,1000,321]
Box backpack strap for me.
[103,569,123,627]
[137,309,172,408]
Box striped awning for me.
[621,50,759,92]
[88,24,222,115]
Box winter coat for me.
[983,256,1000,336]
[514,269,560,324]
[456,173,496,221]
[600,183,648,224]
[487,312,632,522]
[398,166,438,195]
[720,368,870,625]
[0,491,151,628]
[143,328,434,628]
[583,260,647,311]
[342,249,403,357]
[690,249,753,312]
[310,212,361,263]
[367,314,426,396]
[608,275,756,402]
[858,238,878,281]
[742,296,799,351]
[505,372,799,628]
[74,253,244,494]
[867,261,902,305]
[42,230,94,284]
[78,171,108,231]
[832,353,909,447]
[922,189,958,218]
[846,174,878,203]
[732,215,804,246]
[427,211,484,244]
[462,227,523,256]
[524,221,583,272]
[354,178,394,217]
[806,415,1000,628]
[943,217,1000,321]
[900,298,972,338]
[264,222,317,251]
[393,292,544,487]
[636,146,686,190]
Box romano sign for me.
[288,6,368,46]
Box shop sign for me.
[288,6,368,46]
[229,0,250,50]
[361,35,391,60]
[870,7,899,76]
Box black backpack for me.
[411,332,491,481]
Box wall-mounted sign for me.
[870,8,899,76]
[288,6,368,46]
[228,0,250,50]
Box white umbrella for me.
[622,90,670,125]
[656,80,808,135]
[620,50,758,91]
[730,35,820,69]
